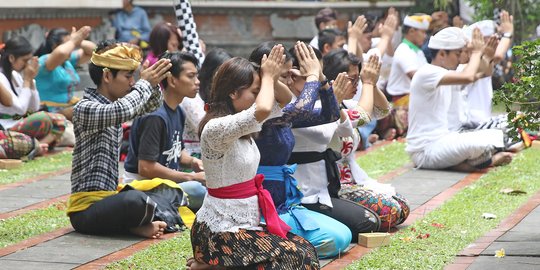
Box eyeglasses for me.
[347,74,360,86]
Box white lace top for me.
[196,102,282,233]
[179,94,205,156]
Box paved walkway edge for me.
[323,170,487,270]
[444,189,540,270]
[0,167,72,192]
[75,232,182,270]
[66,151,412,269]
[0,227,74,257]
[0,194,70,220]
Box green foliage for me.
[0,151,72,185]
[433,0,452,10]
[0,202,70,248]
[494,38,540,140]
[466,0,540,42]
[349,148,540,270]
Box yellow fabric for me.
[67,178,195,228]
[178,206,195,228]
[117,178,180,191]
[121,179,195,228]
[404,14,432,30]
[67,191,117,214]
[41,97,81,108]
[409,14,432,23]
[91,43,142,71]
[393,94,410,107]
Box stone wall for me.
[0,1,414,57]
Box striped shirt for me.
[70,79,162,193]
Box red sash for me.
[207,174,291,239]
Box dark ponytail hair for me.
[0,36,33,95]
[34,28,69,57]
[248,41,292,66]
[198,48,232,103]
[198,57,259,139]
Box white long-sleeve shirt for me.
[0,70,40,128]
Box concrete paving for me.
[387,169,469,211]
[0,232,143,270]
[468,206,540,270]
[0,174,71,214]
[0,156,528,270]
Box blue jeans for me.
[178,181,207,212]
[358,119,377,150]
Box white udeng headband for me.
[403,15,431,30]
[428,27,467,50]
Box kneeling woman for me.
[0,36,66,148]
[190,46,319,269]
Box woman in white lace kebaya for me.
[188,46,319,270]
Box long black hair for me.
[34,28,69,57]
[198,57,259,139]
[198,48,232,103]
[0,36,33,95]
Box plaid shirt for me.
[70,79,162,193]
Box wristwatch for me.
[320,75,329,87]
[320,78,329,87]
[502,32,513,39]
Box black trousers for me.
[303,197,380,242]
[69,190,156,235]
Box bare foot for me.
[507,141,525,153]
[186,257,194,267]
[129,221,167,239]
[37,143,49,156]
[186,259,225,270]
[491,152,514,167]
[39,133,56,145]
[368,134,379,144]
[449,162,477,172]
[383,128,396,141]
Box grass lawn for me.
[105,142,409,269]
[106,230,191,270]
[0,202,70,248]
[357,142,409,179]
[0,151,72,186]
[348,148,540,270]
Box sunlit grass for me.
[106,230,192,270]
[357,142,409,179]
[0,201,70,248]
[348,148,540,270]
[0,151,72,185]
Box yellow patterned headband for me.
[91,43,142,71]
[404,14,432,30]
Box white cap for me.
[462,25,472,41]
[403,14,431,30]
[428,27,467,50]
[470,20,496,37]
[462,20,497,41]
